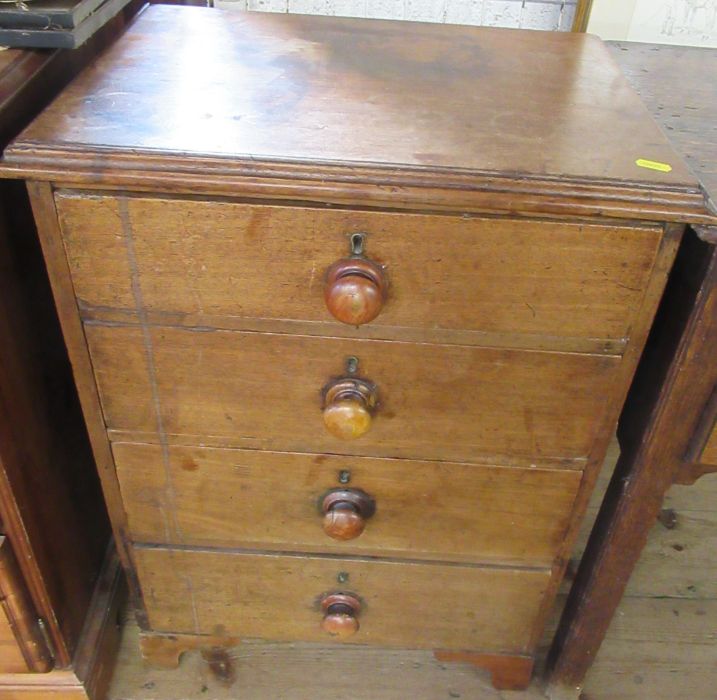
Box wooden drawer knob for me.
[324,233,387,326]
[322,377,377,440]
[321,593,361,638]
[321,489,376,540]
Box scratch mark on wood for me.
[180,573,201,635]
[119,197,184,544]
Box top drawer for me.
[55,193,662,349]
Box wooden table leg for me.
[545,229,717,697]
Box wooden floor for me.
[107,443,717,699]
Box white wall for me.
[214,0,579,31]
[586,0,637,39]
[588,0,717,47]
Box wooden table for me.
[547,42,717,697]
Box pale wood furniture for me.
[2,6,713,691]
[547,42,717,697]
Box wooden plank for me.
[582,600,717,700]
[583,643,717,700]
[593,597,717,645]
[584,442,717,519]
[572,507,717,599]
[624,510,717,599]
[54,193,664,349]
[113,443,581,566]
[85,324,621,467]
[134,545,550,652]
[664,475,717,512]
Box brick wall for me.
[214,0,579,31]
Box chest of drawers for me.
[2,5,713,691]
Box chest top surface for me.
[3,4,713,223]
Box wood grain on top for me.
[5,5,702,192]
[609,42,717,205]
[0,49,23,76]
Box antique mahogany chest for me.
[2,5,713,690]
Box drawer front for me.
[56,193,662,347]
[114,443,581,566]
[134,546,549,652]
[87,325,619,465]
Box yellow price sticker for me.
[635,158,673,173]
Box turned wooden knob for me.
[324,235,387,326]
[322,378,377,440]
[321,489,376,541]
[321,593,361,638]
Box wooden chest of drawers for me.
[2,5,713,691]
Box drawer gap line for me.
[131,541,550,574]
[81,317,623,360]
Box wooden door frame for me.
[572,0,594,32]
